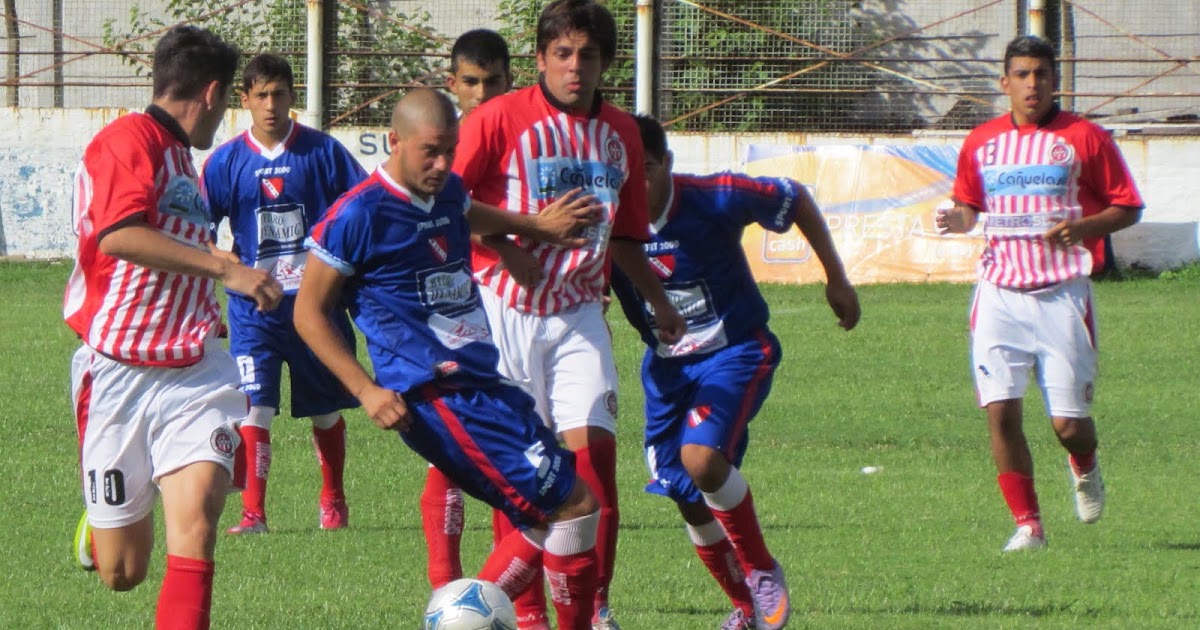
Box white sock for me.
[702,468,749,512]
[546,511,599,556]
[686,519,727,546]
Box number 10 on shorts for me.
[87,468,126,506]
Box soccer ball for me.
[423,578,518,630]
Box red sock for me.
[421,466,464,589]
[155,555,214,630]
[312,417,347,505]
[545,549,598,630]
[573,438,618,610]
[478,529,544,602]
[490,509,546,628]
[997,472,1042,529]
[1070,450,1097,475]
[695,538,754,616]
[237,426,271,517]
[709,487,775,572]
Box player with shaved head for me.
[295,89,607,629]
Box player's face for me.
[536,30,610,112]
[1001,56,1055,125]
[644,150,673,220]
[242,78,296,142]
[448,59,511,117]
[391,122,458,201]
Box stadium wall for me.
[2,108,1196,273]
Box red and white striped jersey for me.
[954,108,1143,289]
[454,84,650,315]
[64,111,221,367]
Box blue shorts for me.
[643,330,781,505]
[227,294,358,417]
[402,381,577,529]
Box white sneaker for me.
[1069,458,1105,524]
[1003,524,1047,552]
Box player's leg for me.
[676,501,756,627]
[157,461,230,629]
[290,310,357,530]
[546,303,620,625]
[972,282,1043,550]
[421,463,465,589]
[227,303,283,534]
[1039,279,1104,523]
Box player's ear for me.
[202,80,223,111]
[387,129,400,154]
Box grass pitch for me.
[1,261,1198,629]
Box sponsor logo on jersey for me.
[269,258,304,288]
[210,427,236,457]
[429,236,449,262]
[687,404,711,428]
[649,254,675,279]
[982,165,1070,197]
[260,176,285,200]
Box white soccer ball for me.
[423,578,518,630]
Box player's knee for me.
[99,560,148,591]
[553,476,599,521]
[681,444,729,493]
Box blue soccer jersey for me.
[202,122,367,300]
[611,172,801,358]
[306,169,501,394]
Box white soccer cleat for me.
[1069,458,1105,524]
[1002,524,1047,552]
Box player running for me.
[937,35,1143,552]
[295,88,605,630]
[452,2,686,627]
[202,53,367,535]
[67,26,282,629]
[612,115,860,630]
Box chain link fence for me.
[3,0,1197,131]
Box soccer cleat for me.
[74,512,95,571]
[746,562,790,630]
[722,608,757,630]
[1002,524,1047,552]
[1069,458,1105,524]
[319,500,349,530]
[591,606,621,630]
[226,511,268,535]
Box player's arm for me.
[1043,204,1141,247]
[99,215,282,311]
[609,238,686,344]
[293,254,411,432]
[935,201,980,234]
[793,186,861,331]
[468,189,601,247]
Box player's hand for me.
[1044,219,1086,247]
[499,247,543,288]
[221,264,283,312]
[826,278,861,331]
[359,384,412,431]
[653,303,687,345]
[935,203,972,235]
[535,188,603,248]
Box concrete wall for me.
[3,107,1197,272]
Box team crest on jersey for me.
[1048,141,1074,166]
[605,136,625,167]
[260,177,285,200]
[429,236,449,262]
[1083,382,1094,403]
[210,427,236,458]
[687,405,711,428]
[649,254,675,279]
[434,360,460,378]
[604,390,618,417]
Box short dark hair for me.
[152,25,239,100]
[242,53,294,92]
[633,114,668,162]
[537,0,617,64]
[451,29,511,74]
[1003,35,1056,74]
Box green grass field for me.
[2,260,1198,629]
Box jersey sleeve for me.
[84,132,160,234]
[306,195,373,277]
[610,122,651,241]
[952,131,986,211]
[1083,128,1144,211]
[721,173,803,234]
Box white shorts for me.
[479,288,619,434]
[969,278,1098,418]
[72,342,246,528]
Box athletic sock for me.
[703,469,775,572]
[688,520,754,616]
[997,471,1043,532]
[544,512,599,630]
[492,508,547,628]
[155,555,214,630]
[312,417,347,506]
[572,437,618,612]
[237,425,271,517]
[1070,449,1098,475]
[420,466,464,589]
[478,528,545,602]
